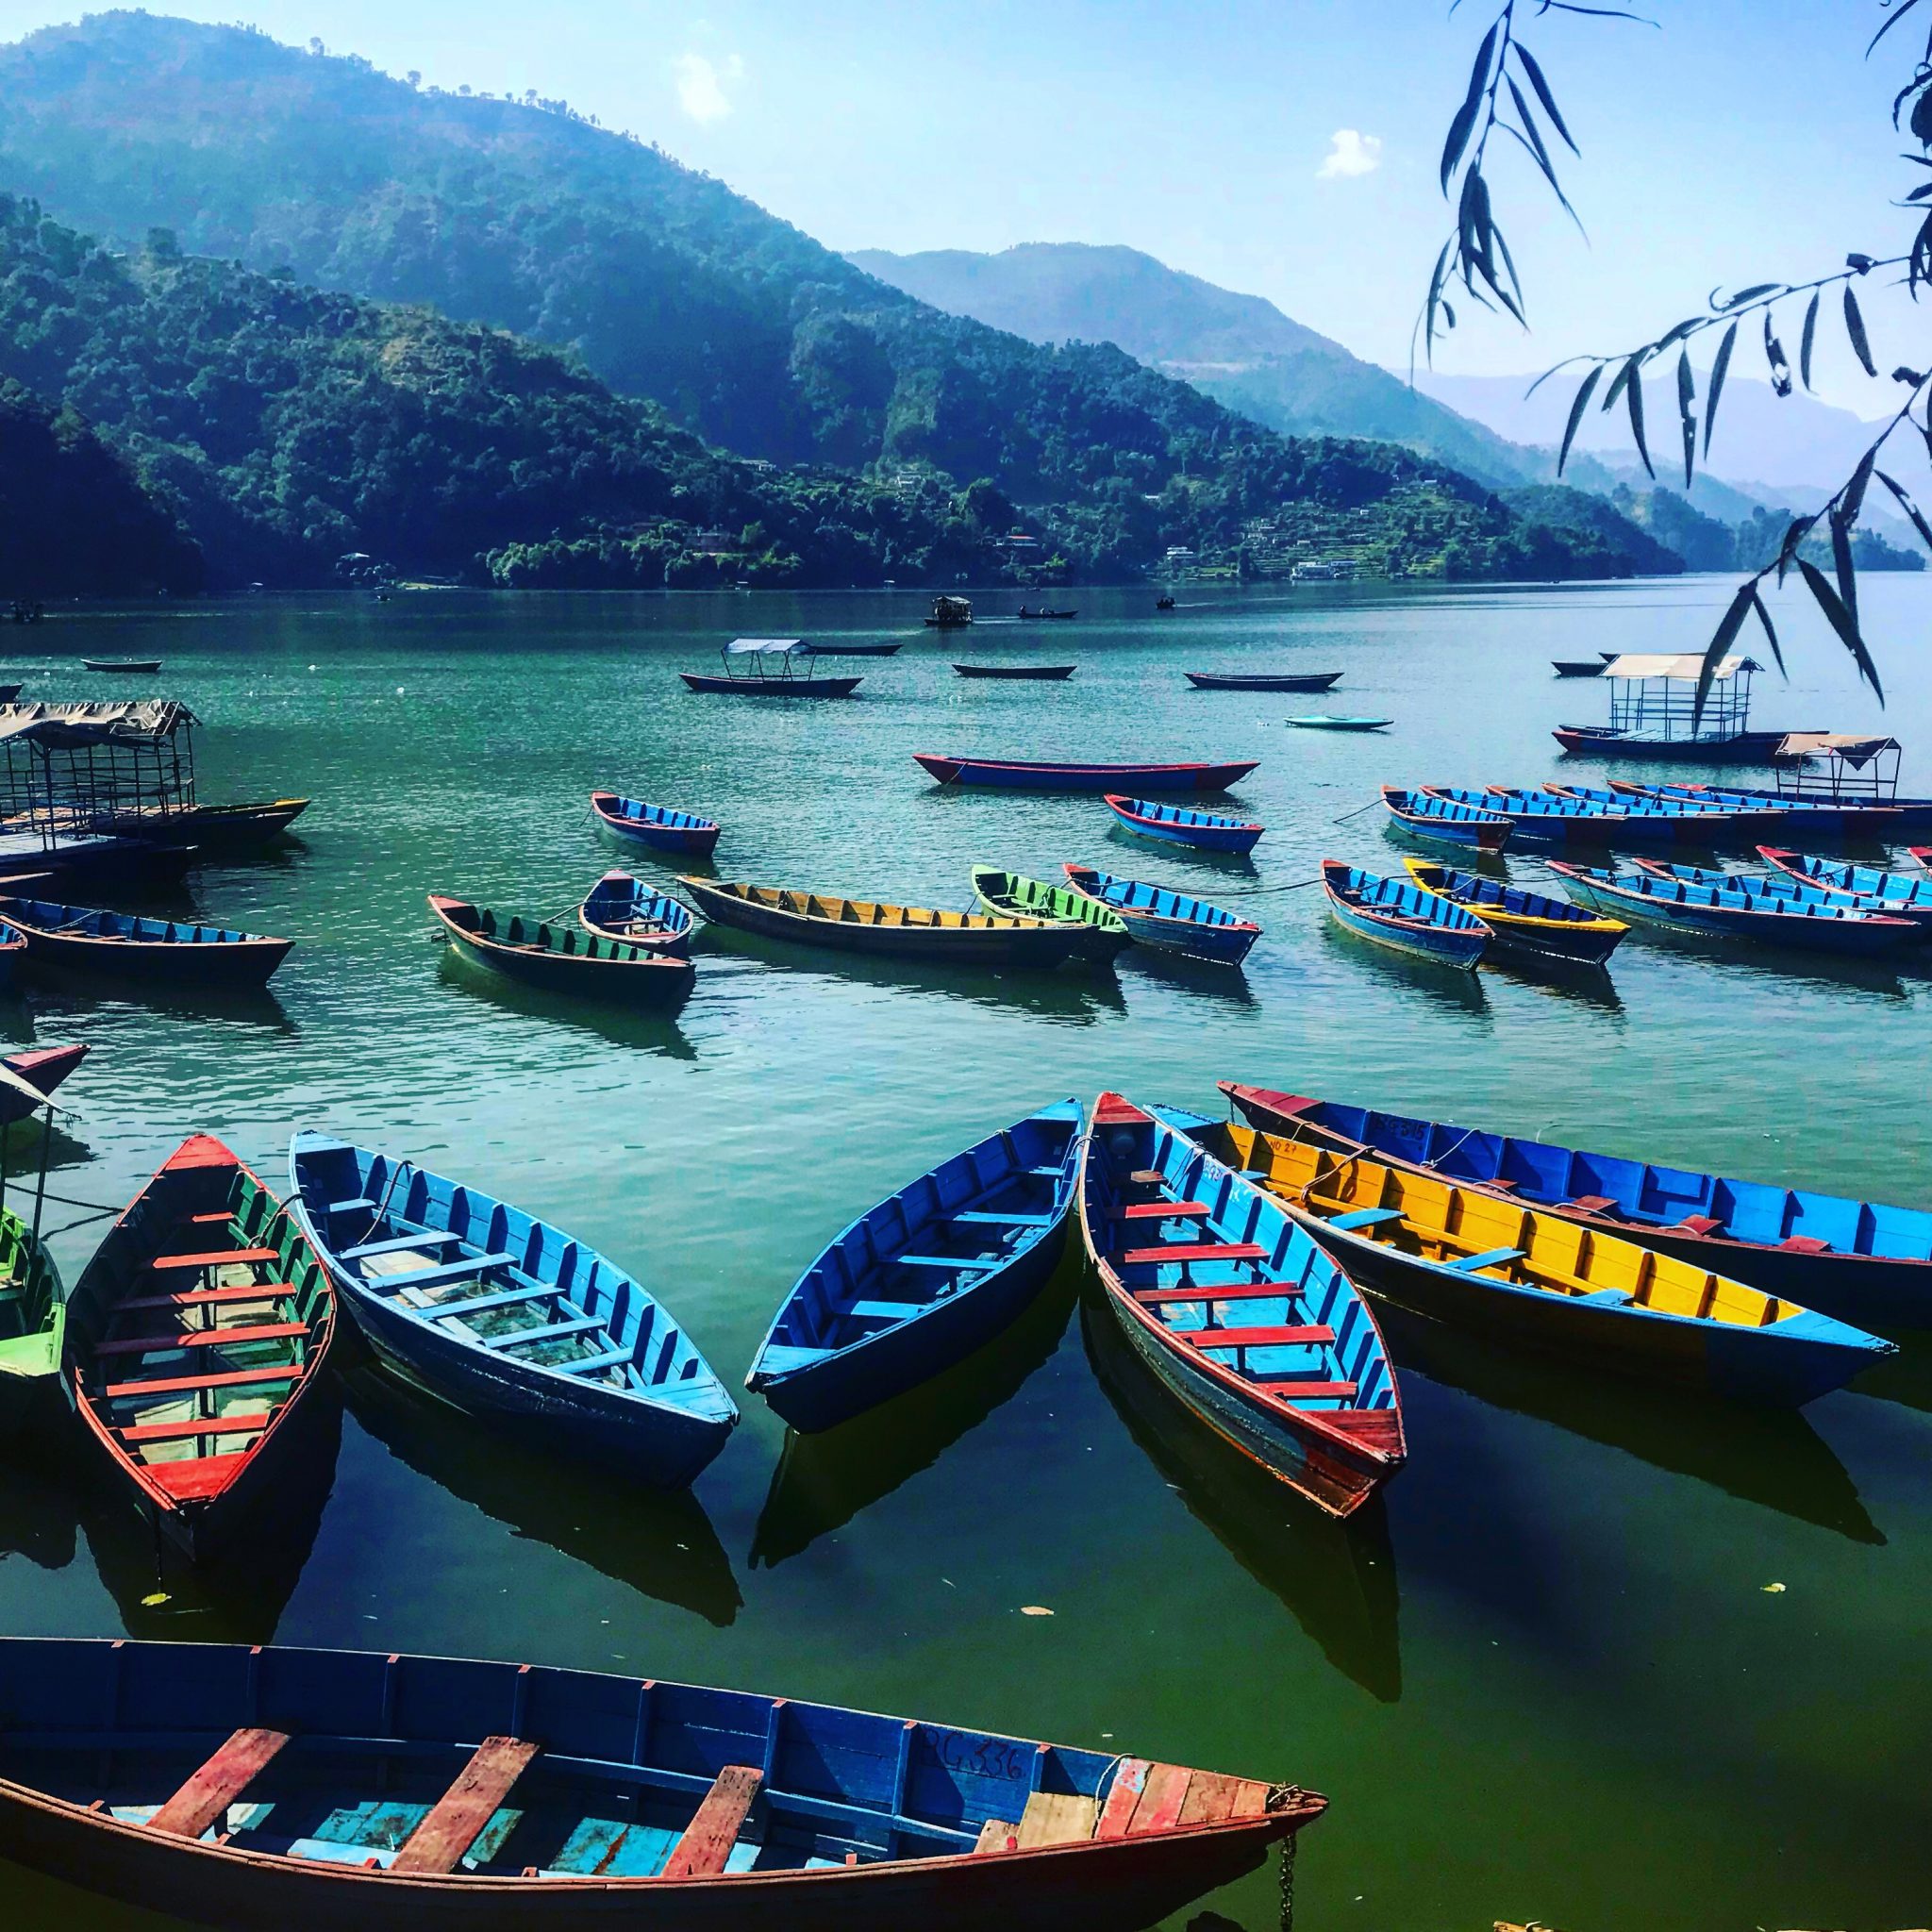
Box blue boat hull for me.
[1325,891,1486,968]
[1107,804,1261,855]
[1114,904,1255,962]
[597,817,717,858]
[1558,872,1915,957]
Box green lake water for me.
[0,576,1927,1930]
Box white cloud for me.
[1318,129,1383,180]
[675,52,743,125]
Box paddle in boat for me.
[1400,858,1627,966]
[680,640,861,699]
[746,1100,1081,1431]
[1060,864,1260,965]
[1184,670,1342,692]
[1224,1081,1932,1330]
[1757,847,1932,927]
[1546,862,1918,957]
[1321,860,1490,970]
[1284,716,1391,732]
[0,894,292,987]
[0,1636,1324,1932]
[1189,1109,1893,1405]
[430,896,694,1003]
[1079,1093,1405,1517]
[913,755,1258,794]
[952,663,1076,680]
[576,871,696,958]
[1102,794,1264,856]
[675,877,1105,969]
[589,791,721,858]
[63,1134,337,1561]
[1378,786,1512,851]
[967,867,1132,960]
[290,1134,738,1487]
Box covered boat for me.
[676,877,1101,969]
[1184,670,1341,692]
[746,1100,1081,1431]
[431,897,694,1003]
[913,755,1258,793]
[63,1135,337,1560]
[289,1134,737,1487]
[1103,795,1264,855]
[924,592,974,627]
[1079,1093,1404,1517]
[1224,1082,1932,1329]
[1060,865,1259,965]
[1757,848,1932,927]
[1321,860,1489,970]
[968,867,1132,960]
[0,894,292,987]
[576,871,696,958]
[1401,858,1627,965]
[1378,787,1512,851]
[1191,1111,1893,1405]
[589,791,721,858]
[681,641,861,698]
[0,1636,1323,1932]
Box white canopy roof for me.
[1600,653,1754,682]
[724,638,812,657]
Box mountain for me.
[851,242,1539,491]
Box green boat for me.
[970,866,1134,961]
[0,1207,64,1433]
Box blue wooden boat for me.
[1421,787,1707,848]
[746,1101,1082,1432]
[1616,780,1930,840]
[590,791,721,858]
[430,897,694,1004]
[288,1134,737,1488]
[1546,862,1919,956]
[1224,1081,1932,1330]
[1758,848,1932,928]
[577,871,696,958]
[1629,858,1899,919]
[0,1638,1323,1932]
[914,755,1258,793]
[1378,786,1512,851]
[1200,1096,1893,1404]
[1401,858,1627,965]
[1060,864,1260,964]
[1321,860,1489,970]
[1079,1092,1405,1517]
[1102,794,1263,855]
[1543,783,1789,841]
[0,894,291,987]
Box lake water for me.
[0,575,1927,1931]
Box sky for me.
[0,0,1924,415]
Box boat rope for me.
[1206,875,1323,898]
[1277,1824,1298,1932]
[1330,797,1383,825]
[25,1189,125,1217]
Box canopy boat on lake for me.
[951,663,1075,680]
[1079,1093,1404,1517]
[913,755,1258,793]
[680,641,861,699]
[968,867,1132,960]
[1378,786,1512,851]
[576,872,696,957]
[290,1134,737,1487]
[0,1636,1324,1932]
[746,1100,1081,1432]
[1060,864,1260,964]
[1224,1082,1932,1329]
[1321,860,1490,970]
[924,593,974,628]
[1553,653,1811,761]
[1103,794,1264,856]
[1758,847,1932,926]
[430,897,693,1004]
[1401,858,1627,965]
[1547,861,1920,957]
[1183,670,1342,692]
[677,877,1105,969]
[1188,1109,1893,1404]
[589,791,721,858]
[64,1134,337,1561]
[0,893,292,987]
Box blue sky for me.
[0,1,1922,412]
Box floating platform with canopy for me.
[1553,653,1817,762]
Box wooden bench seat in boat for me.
[115,1283,294,1314]
[1013,1790,1102,1848]
[951,1208,1056,1226]
[1120,1241,1268,1267]
[368,1252,517,1292]
[1134,1283,1319,1308]
[1091,1758,1273,1839]
[848,1300,926,1324]
[1180,1325,1337,1351]
[550,1344,633,1379]
[93,1320,308,1358]
[1566,1194,1619,1214]
[1128,1170,1166,1187]
[658,1765,764,1879]
[326,1196,376,1217]
[1326,1207,1404,1231]
[426,1280,555,1320]
[1779,1235,1832,1253]
[754,1344,831,1374]
[1255,1379,1358,1400]
[338,1230,466,1261]
[894,1254,994,1272]
[117,1412,273,1444]
[1109,1201,1211,1223]
[391,1737,541,1876]
[149,1727,291,1840]
[1446,1247,1526,1273]
[1674,1215,1724,1236]
[151,1248,279,1273]
[482,1314,603,1351]
[103,1363,305,1400]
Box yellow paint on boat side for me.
[1402,858,1629,940]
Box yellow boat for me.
[1401,857,1628,965]
[1155,1108,1890,1406]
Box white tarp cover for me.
[1775,733,1899,766]
[0,702,199,747]
[724,639,811,657]
[1600,654,1752,682]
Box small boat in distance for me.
[952,662,1076,680]
[1379,786,1513,851]
[1551,658,1608,677]
[79,658,161,675]
[576,870,696,957]
[680,640,861,698]
[1156,592,1177,609]
[0,894,292,987]
[1402,858,1627,966]
[970,866,1134,958]
[429,895,694,1003]
[1061,863,1260,964]
[1286,715,1391,732]
[1016,606,1077,620]
[1321,860,1490,970]
[809,640,903,656]
[1185,670,1343,693]
[746,1099,1082,1431]
[924,593,974,628]
[589,791,721,858]
[1104,794,1264,856]
[914,754,1259,793]
[0,1635,1324,1930]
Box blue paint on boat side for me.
[1321,861,1490,970]
[590,791,721,857]
[288,1133,737,1487]
[1061,865,1260,963]
[1757,848,1932,924]
[577,871,697,957]
[1103,794,1264,855]
[1632,781,1932,839]
[1401,859,1625,965]
[1422,787,1710,848]
[745,1100,1082,1431]
[1378,787,1512,850]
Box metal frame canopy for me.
[1773,733,1904,801]
[717,639,819,681]
[0,702,201,845]
[1598,654,1759,742]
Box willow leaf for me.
[1511,41,1578,154]
[1844,286,1878,377]
[1703,320,1738,458]
[1747,589,1784,676]
[1626,365,1654,478]
[1799,290,1820,391]
[1675,348,1695,489]
[1876,469,1932,554]
[1796,558,1884,703]
[1691,583,1755,731]
[1557,365,1603,475]
[1441,22,1498,192]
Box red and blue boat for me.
[1378,786,1511,851]
[1420,786,1714,848]
[1321,860,1490,970]
[1757,848,1932,928]
[1615,779,1932,840]
[745,1100,1081,1432]
[590,791,721,858]
[1102,794,1264,856]
[914,755,1257,794]
[1078,1092,1405,1518]
[1632,858,1932,940]
[577,871,696,958]
[1542,783,1789,841]
[1060,865,1260,964]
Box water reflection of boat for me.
[1375,1304,1882,1546]
[434,948,698,1058]
[1080,1298,1402,1702]
[1846,1331,1932,1416]
[0,1434,79,1572]
[750,1258,1077,1568]
[1119,948,1258,1009]
[1319,920,1491,1017]
[342,1365,741,1626]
